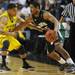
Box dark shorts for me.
[46,41,55,53]
[46,39,60,53]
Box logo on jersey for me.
[38,22,47,28]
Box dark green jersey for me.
[32,10,54,30]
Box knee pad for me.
[18,45,27,55]
[2,40,10,51]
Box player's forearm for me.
[59,16,64,22]
[27,23,43,32]
[53,18,59,32]
[17,15,25,22]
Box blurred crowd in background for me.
[0,0,72,20]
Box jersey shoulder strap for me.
[39,10,46,18]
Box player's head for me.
[30,2,40,15]
[7,3,17,16]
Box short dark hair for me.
[17,3,23,10]
[7,3,17,9]
[30,2,40,9]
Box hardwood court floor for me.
[0,56,74,75]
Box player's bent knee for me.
[18,45,27,55]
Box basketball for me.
[45,29,57,43]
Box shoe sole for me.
[64,68,75,74]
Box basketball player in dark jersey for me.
[29,2,75,73]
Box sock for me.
[2,56,6,66]
[22,58,30,68]
[66,58,75,64]
[58,57,66,64]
